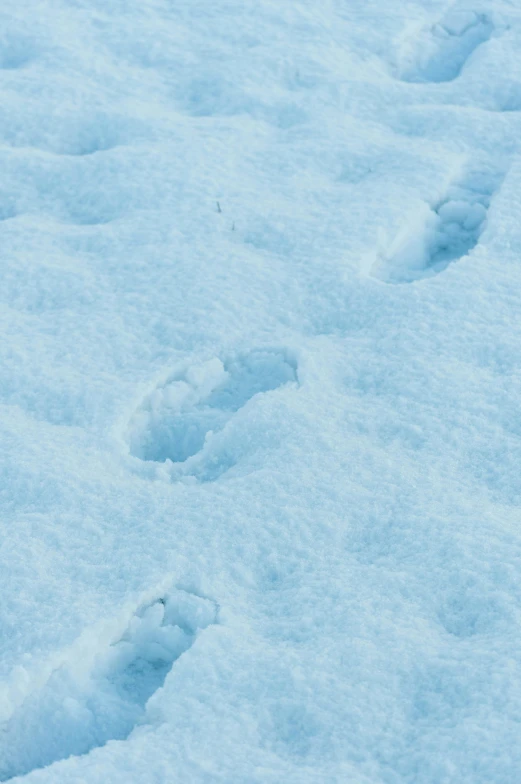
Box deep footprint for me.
[372,166,505,284]
[128,348,298,480]
[398,10,494,83]
[0,590,217,781]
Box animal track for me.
[397,10,494,83]
[371,165,505,284]
[128,349,298,481]
[0,589,217,781]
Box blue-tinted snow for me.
[1,0,521,782]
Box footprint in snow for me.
[0,589,218,781]
[396,10,495,83]
[127,348,298,482]
[370,164,505,284]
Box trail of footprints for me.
[0,6,514,779]
[372,4,510,284]
[127,348,298,482]
[0,589,218,781]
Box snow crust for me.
[1,0,521,781]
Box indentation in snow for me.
[438,583,511,638]
[371,165,505,284]
[0,35,39,70]
[0,200,17,221]
[396,11,495,83]
[492,82,521,113]
[57,115,130,157]
[127,349,298,480]
[177,74,253,118]
[0,589,218,782]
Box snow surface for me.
[1,0,521,781]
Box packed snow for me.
[1,0,521,782]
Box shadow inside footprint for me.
[128,349,297,476]
[0,590,217,782]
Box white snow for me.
[1,0,521,782]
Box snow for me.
[1,0,521,781]
[127,349,298,476]
[0,592,217,781]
